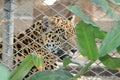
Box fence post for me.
[2,0,14,69]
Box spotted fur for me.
[0,16,76,79]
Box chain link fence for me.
[0,0,120,80]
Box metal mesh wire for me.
[0,0,120,80]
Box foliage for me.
[27,70,73,80]
[1,0,120,80]
[109,0,120,5]
[9,54,34,80]
[117,46,120,54]
[0,53,72,80]
[63,58,71,67]
[32,52,43,71]
[0,53,43,80]
[90,0,120,20]
[99,21,120,57]
[100,55,120,69]
[67,6,96,26]
[0,64,10,80]
[67,0,120,79]
[75,21,98,60]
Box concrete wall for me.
[14,0,34,33]
[0,0,34,40]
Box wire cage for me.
[0,0,120,80]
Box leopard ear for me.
[68,15,75,21]
[67,15,75,27]
[43,16,49,22]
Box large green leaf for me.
[28,70,73,80]
[90,0,119,20]
[9,54,34,80]
[100,55,120,69]
[76,21,98,60]
[99,21,120,57]
[93,27,106,39]
[67,5,106,40]
[0,64,10,80]
[109,0,120,5]
[67,6,96,26]
[117,46,120,54]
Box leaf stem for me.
[72,60,94,80]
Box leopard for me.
[0,16,77,79]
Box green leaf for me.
[117,46,120,54]
[27,70,73,80]
[9,54,34,80]
[90,0,120,20]
[67,6,96,26]
[63,58,71,67]
[100,55,120,69]
[0,64,10,80]
[73,60,94,80]
[76,21,98,60]
[67,5,107,39]
[93,27,106,39]
[32,52,43,71]
[109,0,120,5]
[99,21,120,57]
